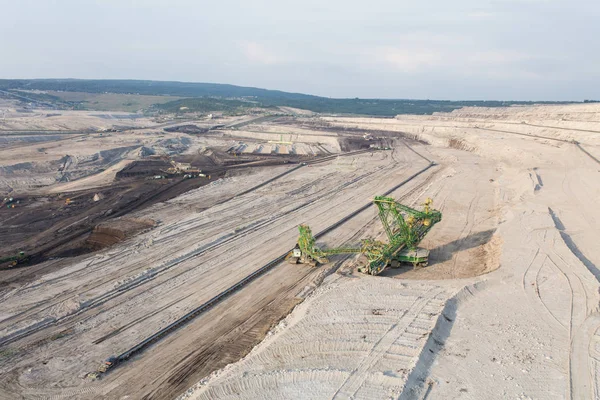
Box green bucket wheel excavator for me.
[289,196,442,275]
[287,224,362,267]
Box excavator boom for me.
[289,224,361,266]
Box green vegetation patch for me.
[155,97,274,114]
[261,98,575,116]
[46,91,184,112]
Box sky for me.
[1,0,599,100]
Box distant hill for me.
[0,79,579,116]
[0,79,317,101]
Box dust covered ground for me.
[0,109,337,270]
[182,103,600,400]
[1,103,600,400]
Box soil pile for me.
[86,218,156,249]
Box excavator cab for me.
[287,244,303,264]
[287,225,333,267]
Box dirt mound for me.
[164,125,209,134]
[86,218,156,249]
[117,159,171,178]
[338,137,378,151]
[448,137,476,152]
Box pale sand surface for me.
[2,104,600,399]
[182,103,600,400]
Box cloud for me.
[467,50,535,65]
[365,40,555,86]
[467,11,495,19]
[377,47,443,72]
[366,32,454,72]
[369,32,470,73]
[239,41,284,65]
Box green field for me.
[46,91,184,112]
[154,97,275,114]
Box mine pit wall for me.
[41,218,157,258]
[321,113,600,165]
[222,129,342,153]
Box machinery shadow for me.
[428,228,497,265]
[379,228,497,277]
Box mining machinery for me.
[289,196,442,275]
[0,251,28,267]
[288,225,362,267]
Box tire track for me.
[332,288,445,399]
[1,155,377,343]
[522,249,567,331]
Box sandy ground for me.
[181,103,600,400]
[221,126,341,154]
[0,140,442,399]
[184,275,455,400]
[0,110,155,131]
[44,159,135,194]
[0,130,191,193]
[0,112,337,194]
[1,103,600,400]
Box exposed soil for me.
[338,136,386,151]
[0,147,313,276]
[0,175,220,272]
[72,218,157,253]
[116,159,172,178]
[4,103,600,400]
[164,125,210,134]
[110,264,317,400]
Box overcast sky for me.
[1,0,598,100]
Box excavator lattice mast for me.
[290,196,442,275]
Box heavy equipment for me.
[87,356,117,379]
[289,196,442,275]
[3,197,18,208]
[98,356,117,373]
[287,225,362,266]
[160,155,201,175]
[0,251,28,267]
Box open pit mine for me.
[1,101,600,400]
